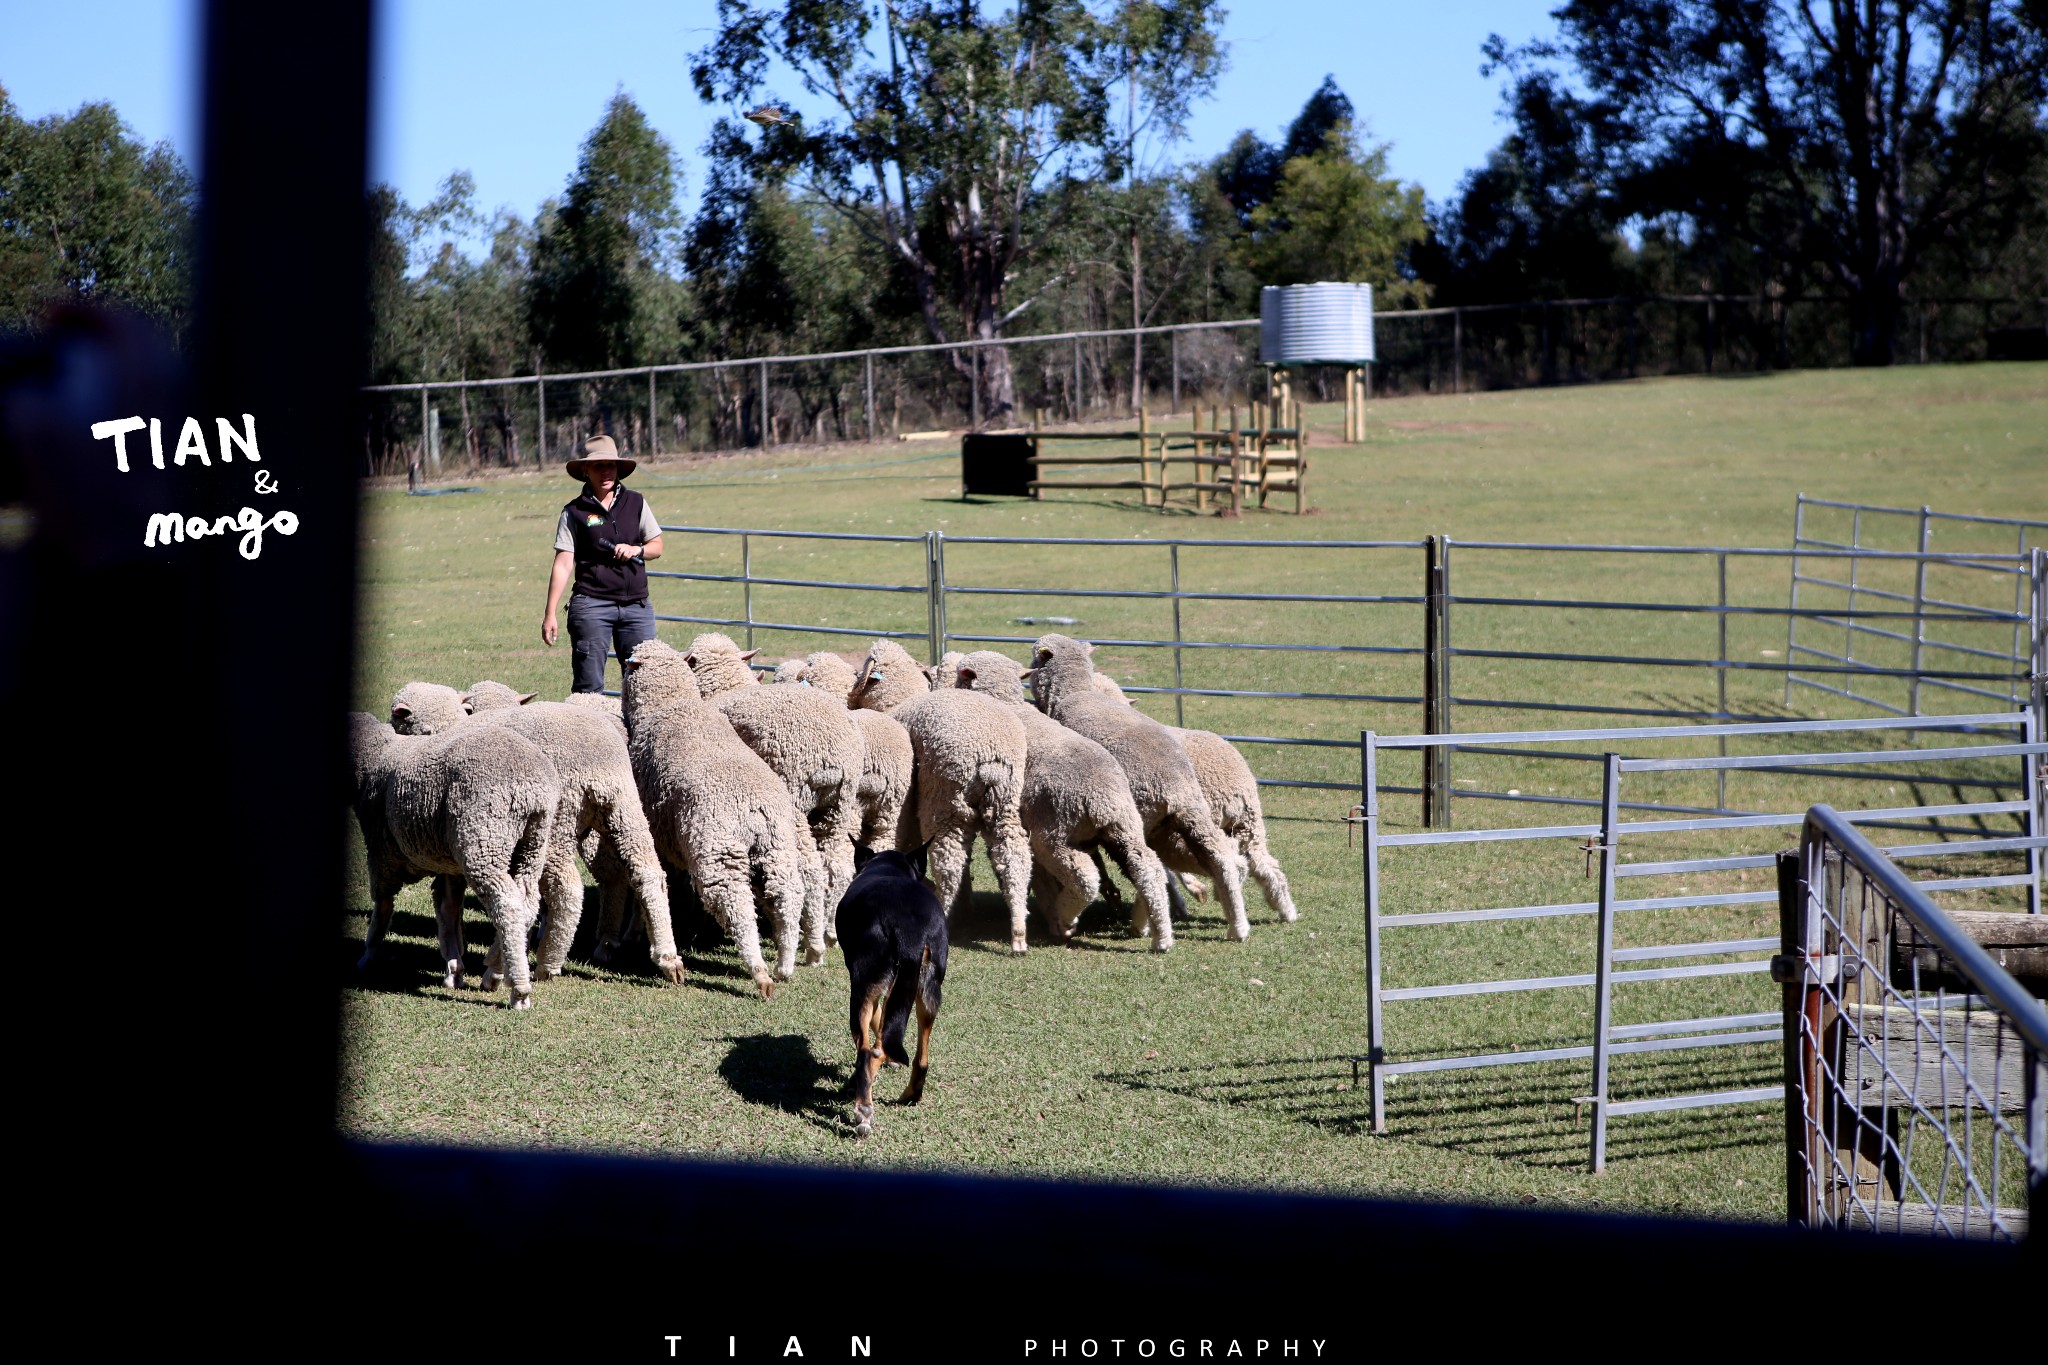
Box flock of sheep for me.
[346,632,1297,1011]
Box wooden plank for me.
[1026,480,1155,491]
[1891,909,2048,993]
[1840,1003,2030,1112]
[1841,1200,2028,1239]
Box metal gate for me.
[1779,806,2046,1239]
[1354,714,2045,1172]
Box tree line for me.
[6,1,2045,428]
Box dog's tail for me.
[880,942,932,1066]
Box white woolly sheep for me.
[780,649,914,855]
[446,679,688,979]
[684,632,865,956]
[1028,634,1251,940]
[561,689,626,729]
[622,638,816,997]
[347,712,558,1008]
[930,650,967,690]
[391,683,677,983]
[1083,673,1298,924]
[952,650,1175,949]
[850,639,1036,953]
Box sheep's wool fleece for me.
[955,650,1173,945]
[347,712,558,883]
[848,639,931,713]
[622,638,816,986]
[1029,634,1208,827]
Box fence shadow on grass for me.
[1098,1049,1783,1171]
[717,1032,853,1137]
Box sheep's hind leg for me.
[703,872,778,999]
[761,846,805,983]
[358,888,398,974]
[926,827,973,926]
[1089,847,1124,914]
[1247,841,1297,923]
[534,831,586,981]
[1178,815,1250,942]
[984,816,1035,957]
[1035,840,1099,945]
[431,875,466,988]
[469,869,536,1008]
[1104,833,1175,953]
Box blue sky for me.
[2,1,1559,234]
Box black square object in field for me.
[961,433,1035,497]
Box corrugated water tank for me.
[1259,282,1375,364]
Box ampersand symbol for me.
[253,469,280,495]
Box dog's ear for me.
[853,843,877,873]
[908,836,934,882]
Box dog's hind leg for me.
[902,958,939,1106]
[851,982,888,1136]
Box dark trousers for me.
[567,594,656,694]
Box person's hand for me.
[542,615,558,646]
[613,542,639,561]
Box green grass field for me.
[345,362,2046,1220]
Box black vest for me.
[563,485,650,603]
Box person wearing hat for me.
[543,433,665,693]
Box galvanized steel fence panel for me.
[1780,805,2046,1240]
[1352,717,2046,1173]
[644,526,2043,824]
[1786,496,2044,716]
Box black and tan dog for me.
[837,844,948,1138]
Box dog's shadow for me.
[718,1033,855,1136]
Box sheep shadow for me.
[717,1033,854,1137]
[942,889,1133,955]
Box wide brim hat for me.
[564,433,638,481]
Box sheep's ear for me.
[1084,641,1096,655]
[459,694,478,714]
[1019,668,1034,679]
[740,648,759,662]
[682,653,697,668]
[518,692,538,705]
[391,703,412,721]
[920,665,933,681]
[624,658,641,674]
[955,666,977,685]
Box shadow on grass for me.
[1098,1049,1782,1169]
[718,1033,853,1137]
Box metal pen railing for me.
[1780,805,2047,1240]
[1786,496,2044,716]
[647,526,2044,823]
[1351,716,2046,1172]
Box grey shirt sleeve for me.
[638,501,662,541]
[554,508,575,553]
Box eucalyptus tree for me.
[1508,0,2048,364]
[0,89,195,336]
[691,0,1225,423]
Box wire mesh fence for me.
[1780,805,2046,1240]
[358,295,2048,473]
